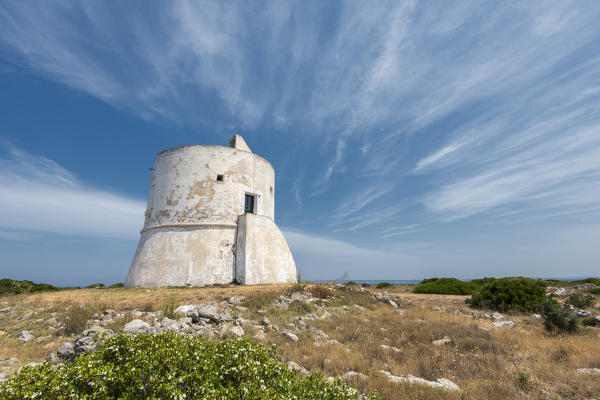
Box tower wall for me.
[125,142,295,287]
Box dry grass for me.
[1,284,599,399]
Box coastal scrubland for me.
[0,280,598,399]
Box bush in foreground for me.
[469,277,547,312]
[539,300,579,334]
[0,333,379,400]
[413,278,477,295]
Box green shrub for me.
[515,370,531,391]
[160,297,180,319]
[539,300,579,334]
[361,283,371,287]
[344,281,358,286]
[288,300,316,315]
[565,293,595,308]
[469,277,547,312]
[109,282,125,288]
[0,333,379,399]
[85,283,106,289]
[376,282,394,289]
[413,278,477,295]
[588,287,600,295]
[0,278,63,296]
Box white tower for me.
[125,135,297,287]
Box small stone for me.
[395,309,406,315]
[229,326,244,337]
[46,353,60,364]
[388,300,398,308]
[283,331,299,341]
[491,312,504,320]
[254,330,266,340]
[175,305,196,314]
[0,358,19,365]
[577,310,591,317]
[432,336,451,346]
[57,342,74,360]
[228,297,244,305]
[529,313,542,319]
[122,319,150,334]
[260,316,270,326]
[378,344,401,353]
[577,368,600,375]
[343,371,368,380]
[287,361,309,375]
[17,330,34,343]
[320,311,331,319]
[493,320,516,328]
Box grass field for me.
[1,283,599,399]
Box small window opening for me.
[270,186,273,194]
[216,174,224,182]
[244,194,256,214]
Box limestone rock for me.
[577,368,600,375]
[529,313,542,319]
[380,370,460,391]
[379,344,401,353]
[493,320,516,328]
[432,336,451,346]
[229,326,244,338]
[343,371,368,380]
[491,312,504,320]
[282,331,299,342]
[46,353,60,364]
[57,342,74,361]
[287,361,309,375]
[123,319,150,334]
[175,305,196,314]
[17,330,34,343]
[259,316,270,326]
[395,309,406,315]
[577,309,591,317]
[254,330,266,340]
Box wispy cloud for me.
[0,145,145,238]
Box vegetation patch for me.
[565,293,595,308]
[0,278,64,296]
[468,277,547,312]
[539,300,579,334]
[0,333,379,399]
[376,282,394,289]
[413,278,477,295]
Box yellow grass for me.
[1,284,599,399]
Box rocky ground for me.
[0,283,599,399]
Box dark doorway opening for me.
[244,194,256,214]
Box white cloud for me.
[0,146,145,239]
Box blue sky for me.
[1,1,599,286]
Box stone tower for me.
[125,135,297,287]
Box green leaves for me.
[0,333,380,399]
[469,277,547,312]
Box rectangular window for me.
[216,174,224,182]
[244,194,256,214]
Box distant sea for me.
[311,277,596,285]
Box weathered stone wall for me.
[235,213,297,285]
[144,145,274,228]
[125,139,296,287]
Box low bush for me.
[0,278,63,296]
[64,304,94,335]
[309,284,332,299]
[539,300,579,334]
[288,300,316,315]
[109,282,125,288]
[469,277,547,312]
[588,287,600,295]
[413,278,477,295]
[565,293,595,308]
[376,282,394,289]
[344,281,358,286]
[85,283,106,289]
[0,333,379,399]
[161,297,180,319]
